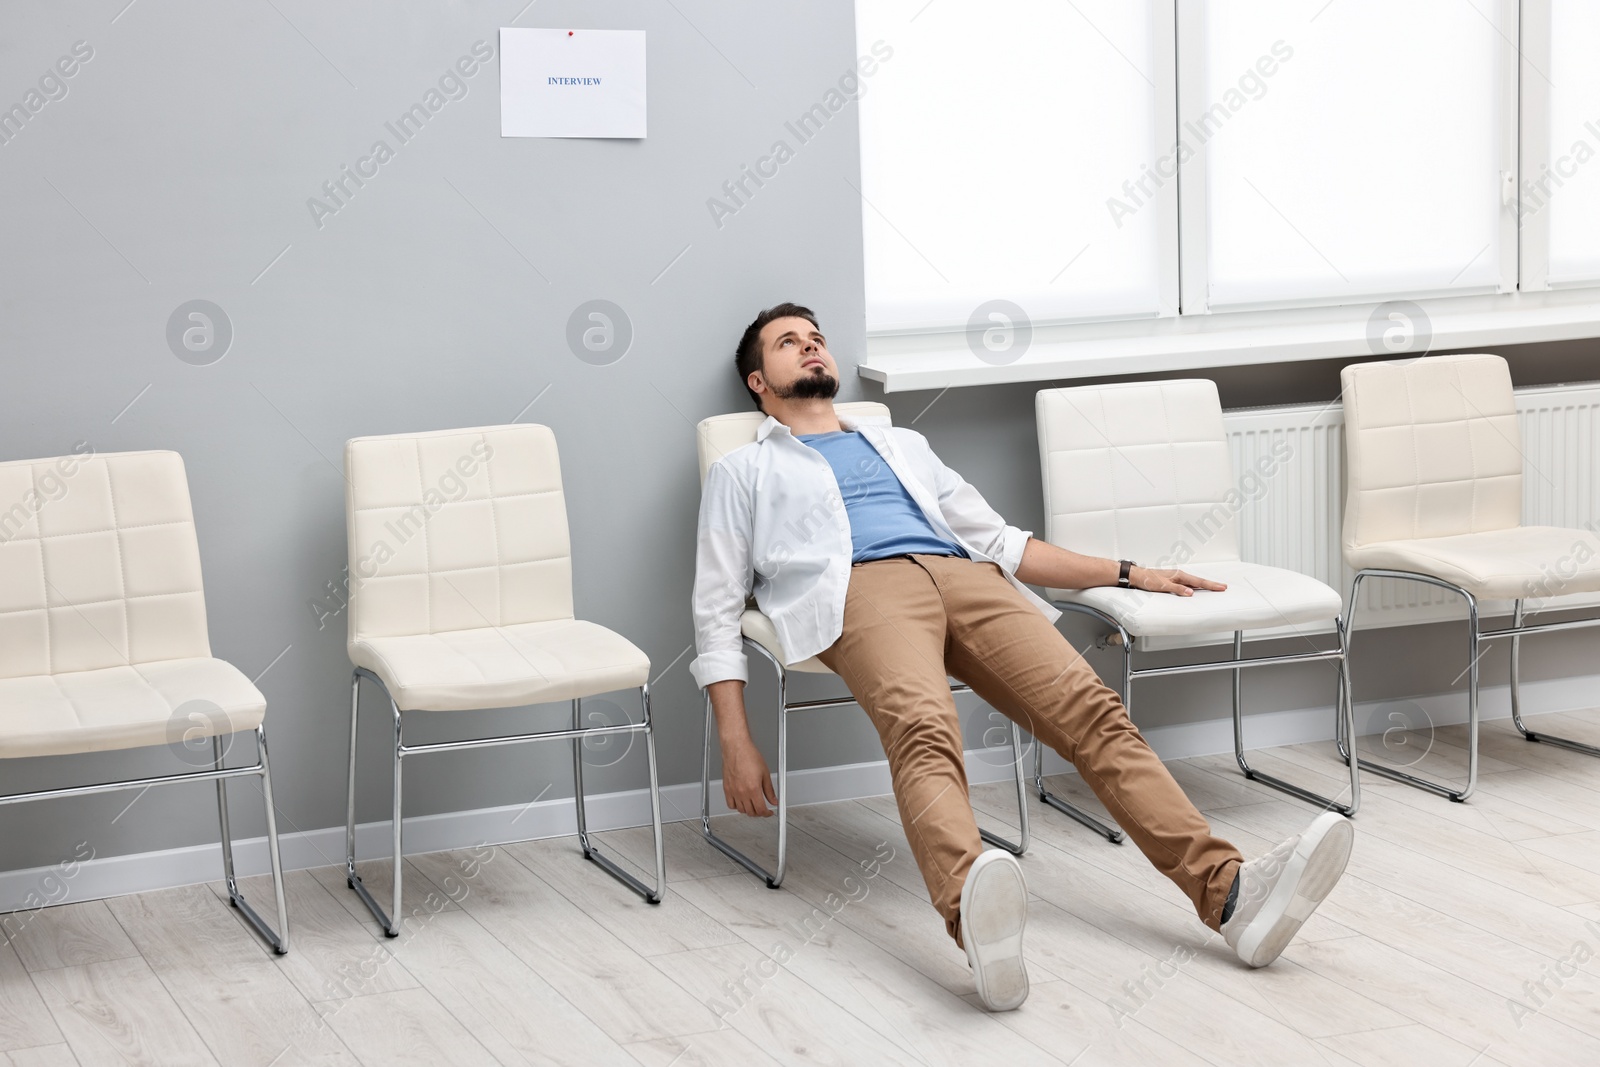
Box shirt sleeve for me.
[904,429,1033,575]
[689,459,755,689]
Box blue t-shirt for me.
[797,430,968,564]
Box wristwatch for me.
[1117,559,1136,588]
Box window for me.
[1182,0,1515,312]
[856,0,1175,332]
[1533,0,1600,286]
[855,1,1600,389]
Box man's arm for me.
[907,428,1225,596]
[689,462,778,817]
[1012,537,1226,596]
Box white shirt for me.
[690,412,1061,688]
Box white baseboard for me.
[2,671,1594,914]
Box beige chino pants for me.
[815,554,1243,944]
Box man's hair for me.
[735,302,819,412]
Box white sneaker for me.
[1221,811,1354,968]
[960,849,1029,1011]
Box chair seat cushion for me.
[350,619,650,712]
[741,610,831,674]
[1345,525,1600,600]
[0,658,266,760]
[1048,561,1342,638]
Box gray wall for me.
[2,1,1596,874]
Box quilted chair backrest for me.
[695,401,893,485]
[1036,379,1239,566]
[1340,353,1523,550]
[0,449,211,680]
[345,425,572,645]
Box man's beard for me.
[770,368,840,401]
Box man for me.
[691,302,1354,1012]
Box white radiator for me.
[1172,380,1600,648]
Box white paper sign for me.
[499,28,646,138]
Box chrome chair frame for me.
[1038,602,1360,844]
[346,666,665,936]
[699,637,1031,889]
[0,725,290,954]
[1338,569,1600,803]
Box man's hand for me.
[708,679,777,817]
[722,735,777,817]
[1131,566,1227,597]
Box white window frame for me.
[859,0,1600,393]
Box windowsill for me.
[857,288,1600,392]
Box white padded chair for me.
[0,450,288,952]
[694,402,1029,888]
[343,425,664,934]
[1339,353,1600,802]
[1036,380,1359,839]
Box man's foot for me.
[960,849,1029,1011]
[1221,811,1353,968]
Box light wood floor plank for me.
[503,837,741,957]
[304,859,459,941]
[1316,1022,1490,1067]
[313,988,497,1067]
[645,943,927,1066]
[1287,932,1600,1067]
[673,868,1061,1065]
[105,884,358,1066]
[407,846,722,1044]
[205,871,419,1004]
[966,978,1216,1067]
[594,821,748,884]
[372,908,638,1067]
[0,940,62,1052]
[31,956,217,1066]
[3,1045,78,1067]
[1207,797,1600,963]
[1194,748,1600,907]
[623,1030,783,1067]
[4,901,138,973]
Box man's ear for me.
[747,370,766,398]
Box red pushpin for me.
[568,31,574,36]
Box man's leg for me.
[815,557,983,943]
[922,555,1243,930]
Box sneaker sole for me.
[1236,813,1353,968]
[961,851,1029,1011]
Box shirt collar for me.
[755,411,875,442]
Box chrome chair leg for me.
[254,725,291,953]
[346,669,401,936]
[390,703,404,931]
[214,730,289,954]
[1342,569,1483,802]
[572,690,665,903]
[699,651,789,888]
[1230,627,1359,816]
[774,676,790,887]
[642,685,668,898]
[1032,634,1128,845]
[1508,600,1600,756]
[979,721,1031,855]
[344,669,360,899]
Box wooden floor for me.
[4,710,1600,1066]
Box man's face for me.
[752,316,839,406]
